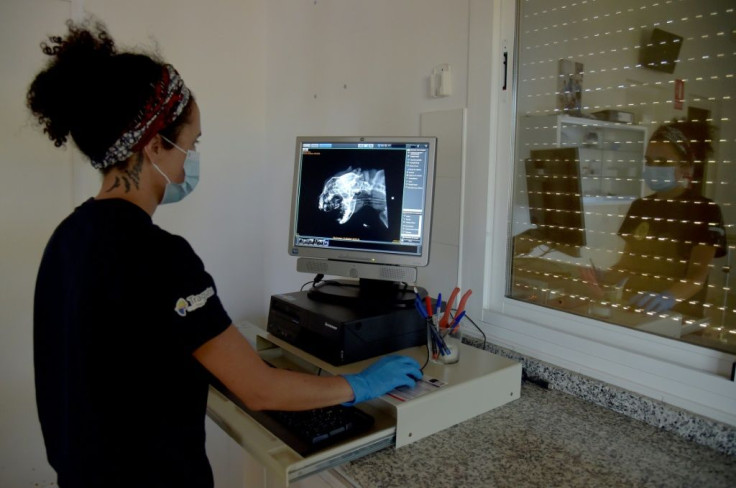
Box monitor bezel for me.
[288,135,437,269]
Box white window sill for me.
[478,298,736,426]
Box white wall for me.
[1,3,75,485]
[260,0,470,314]
[0,0,476,486]
[1,0,266,485]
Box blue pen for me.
[415,301,424,319]
[428,324,450,355]
[415,297,428,319]
[436,293,442,317]
[449,310,466,333]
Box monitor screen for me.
[288,136,436,287]
[524,147,586,256]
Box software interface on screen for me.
[291,140,432,261]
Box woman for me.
[585,121,727,317]
[29,21,421,487]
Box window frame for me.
[462,0,736,425]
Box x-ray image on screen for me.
[296,148,405,243]
[318,167,388,228]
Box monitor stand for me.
[307,278,423,308]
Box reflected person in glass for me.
[583,121,727,318]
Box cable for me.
[300,279,316,291]
[448,309,486,350]
[420,341,430,371]
[463,312,487,350]
[300,274,340,291]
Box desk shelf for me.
[206,321,521,487]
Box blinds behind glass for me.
[509,0,735,352]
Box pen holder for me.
[441,326,462,364]
[429,326,462,365]
[588,287,623,318]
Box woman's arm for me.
[193,325,421,411]
[629,244,717,312]
[193,325,354,411]
[667,244,716,302]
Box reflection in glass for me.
[508,0,734,354]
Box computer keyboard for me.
[209,376,375,455]
[263,404,375,450]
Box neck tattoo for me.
[105,158,144,194]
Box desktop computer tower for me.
[267,291,427,365]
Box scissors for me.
[439,287,472,329]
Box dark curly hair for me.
[649,119,715,196]
[649,119,714,165]
[26,19,194,171]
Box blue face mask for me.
[152,136,200,204]
[643,165,678,192]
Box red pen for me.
[424,296,433,318]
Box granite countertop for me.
[338,382,736,488]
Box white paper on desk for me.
[385,377,446,402]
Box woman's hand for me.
[629,291,676,313]
[579,266,605,299]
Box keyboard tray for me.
[210,380,374,456]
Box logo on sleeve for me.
[174,286,215,317]
[633,222,650,240]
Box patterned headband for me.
[91,64,191,169]
[652,124,694,164]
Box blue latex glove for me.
[342,355,422,406]
[629,291,676,313]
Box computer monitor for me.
[288,136,437,305]
[522,147,586,257]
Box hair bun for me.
[27,20,186,167]
[27,20,117,148]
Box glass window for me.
[508,0,734,354]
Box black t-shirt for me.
[616,189,726,316]
[34,198,232,487]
